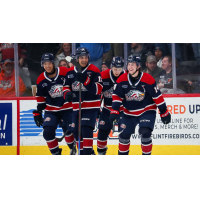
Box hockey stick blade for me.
[56,130,68,142]
[65,56,82,73]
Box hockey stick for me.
[56,130,68,142]
[66,56,82,155]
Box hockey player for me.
[33,53,76,155]
[63,47,103,155]
[110,55,171,155]
[97,56,125,155]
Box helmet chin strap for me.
[46,66,56,75]
[130,66,139,76]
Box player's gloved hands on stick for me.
[33,110,43,127]
[64,92,73,102]
[76,72,90,85]
[160,109,171,124]
[109,110,120,124]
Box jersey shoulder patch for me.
[140,72,155,85]
[116,73,128,84]
[59,67,68,76]
[36,72,46,85]
[101,69,111,80]
[88,64,101,73]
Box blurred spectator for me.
[25,43,60,85]
[104,43,124,66]
[154,46,164,68]
[54,43,72,67]
[191,43,200,65]
[0,59,26,97]
[128,43,153,70]
[58,59,69,68]
[0,43,25,66]
[143,55,162,83]
[154,43,182,63]
[101,61,110,71]
[157,56,192,94]
[78,43,110,71]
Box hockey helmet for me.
[111,56,124,68]
[127,55,141,67]
[41,53,54,67]
[76,47,90,59]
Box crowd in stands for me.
[1,43,200,97]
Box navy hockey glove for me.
[109,110,120,124]
[33,110,43,127]
[76,72,91,85]
[64,92,73,102]
[160,109,171,124]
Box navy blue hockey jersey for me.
[36,67,72,112]
[101,69,125,112]
[64,64,103,111]
[112,72,167,116]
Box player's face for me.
[2,63,14,75]
[155,49,163,60]
[162,57,171,71]
[43,61,54,73]
[78,56,89,67]
[127,62,139,75]
[112,67,123,77]
[59,61,69,68]
[102,65,109,71]
[146,61,157,72]
[63,43,71,53]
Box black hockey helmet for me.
[127,55,141,67]
[111,56,124,68]
[41,53,55,67]
[76,47,90,59]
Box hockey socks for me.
[139,127,153,155]
[118,136,130,155]
[97,129,110,154]
[43,127,61,155]
[82,126,93,155]
[65,132,75,149]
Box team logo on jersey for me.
[42,83,48,87]
[72,81,87,91]
[125,90,145,101]
[99,120,105,125]
[0,80,12,90]
[120,124,126,129]
[49,84,63,98]
[68,74,74,78]
[44,117,51,122]
[103,87,113,98]
[87,72,92,77]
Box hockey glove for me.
[76,72,90,85]
[160,109,171,124]
[109,110,120,124]
[33,110,43,127]
[64,92,73,102]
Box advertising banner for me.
[20,97,200,146]
[0,101,17,146]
